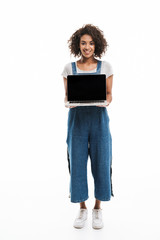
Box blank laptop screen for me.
[67,74,106,101]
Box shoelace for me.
[78,210,86,219]
[93,210,102,219]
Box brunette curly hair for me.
[68,24,109,58]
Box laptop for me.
[65,74,107,107]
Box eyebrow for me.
[81,40,94,43]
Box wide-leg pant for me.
[66,106,113,203]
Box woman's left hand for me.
[96,101,109,107]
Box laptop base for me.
[65,101,108,107]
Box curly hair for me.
[68,24,109,58]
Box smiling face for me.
[79,34,95,58]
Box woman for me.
[62,24,114,229]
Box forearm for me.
[107,93,112,104]
[64,95,67,103]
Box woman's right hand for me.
[68,106,77,108]
[64,96,77,108]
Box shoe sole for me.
[92,224,104,229]
[74,226,84,229]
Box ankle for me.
[93,206,101,209]
[80,206,87,209]
[80,201,87,209]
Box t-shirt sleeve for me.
[102,61,114,78]
[61,63,72,78]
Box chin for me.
[83,54,94,58]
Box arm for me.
[106,74,113,105]
[63,77,67,103]
[63,77,76,108]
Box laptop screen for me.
[67,74,106,101]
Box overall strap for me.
[72,60,101,74]
[71,62,77,75]
[96,60,102,74]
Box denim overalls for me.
[66,60,114,203]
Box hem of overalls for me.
[70,196,89,203]
[95,196,112,201]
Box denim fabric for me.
[72,60,102,75]
[66,60,114,203]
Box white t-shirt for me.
[61,60,114,79]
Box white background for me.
[0,0,160,239]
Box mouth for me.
[83,50,92,55]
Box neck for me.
[80,56,97,64]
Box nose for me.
[85,44,90,49]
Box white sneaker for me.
[73,208,88,228]
[92,208,104,229]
